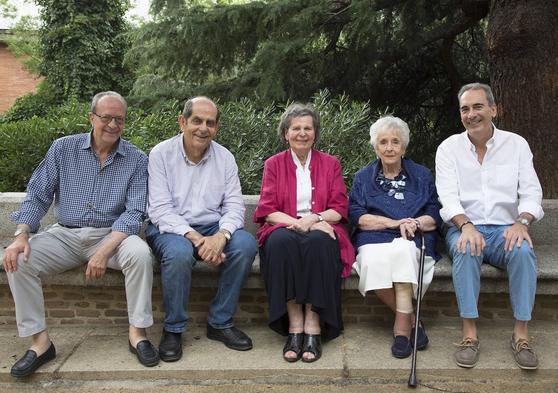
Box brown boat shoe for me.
[454,337,480,368]
[510,336,538,370]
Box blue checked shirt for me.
[11,133,148,235]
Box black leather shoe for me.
[283,333,304,362]
[129,339,160,367]
[301,334,322,363]
[206,325,253,351]
[159,330,182,362]
[11,342,56,378]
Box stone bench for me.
[1,193,557,294]
[0,193,558,326]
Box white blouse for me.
[291,149,313,217]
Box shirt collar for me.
[490,125,502,143]
[81,133,93,150]
[290,148,311,171]
[81,132,126,156]
[462,124,501,153]
[181,135,213,166]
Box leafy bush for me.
[0,99,91,191]
[1,91,378,194]
[129,90,377,194]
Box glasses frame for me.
[92,112,125,125]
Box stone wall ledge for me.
[1,193,557,295]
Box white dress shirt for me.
[435,127,543,226]
[291,149,313,217]
[147,133,245,236]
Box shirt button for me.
[312,201,315,204]
[312,187,315,190]
[86,202,93,209]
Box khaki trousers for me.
[7,224,154,337]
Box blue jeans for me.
[145,222,257,332]
[445,225,537,321]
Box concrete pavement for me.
[1,320,557,391]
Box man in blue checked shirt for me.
[2,91,159,377]
[146,96,257,361]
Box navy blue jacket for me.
[349,158,442,260]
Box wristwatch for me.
[219,229,232,242]
[316,213,324,222]
[13,228,30,238]
[516,218,530,227]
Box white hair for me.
[369,116,410,150]
[90,91,127,114]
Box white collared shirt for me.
[291,149,313,217]
[435,127,543,225]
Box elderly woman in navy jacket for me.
[349,116,442,359]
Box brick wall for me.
[0,42,42,113]
[0,284,556,328]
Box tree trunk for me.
[487,0,558,197]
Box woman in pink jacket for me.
[253,103,354,363]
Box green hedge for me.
[0,91,376,194]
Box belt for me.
[58,223,82,229]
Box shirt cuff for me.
[11,212,41,233]
[518,202,544,222]
[219,222,237,235]
[440,204,466,224]
[112,220,141,236]
[173,224,193,237]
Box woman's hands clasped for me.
[287,214,317,233]
[287,215,337,240]
[398,217,420,240]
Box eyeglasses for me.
[92,112,125,125]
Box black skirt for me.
[260,227,343,340]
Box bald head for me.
[182,96,220,123]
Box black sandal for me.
[301,334,322,363]
[283,333,304,362]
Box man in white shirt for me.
[146,96,257,361]
[436,83,543,370]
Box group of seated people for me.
[2,82,543,378]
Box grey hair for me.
[182,96,220,122]
[277,103,321,142]
[458,83,495,106]
[90,91,127,114]
[369,116,410,150]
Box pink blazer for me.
[253,149,355,278]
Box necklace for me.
[376,169,406,200]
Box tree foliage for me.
[128,0,490,167]
[0,0,16,19]
[35,0,133,101]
